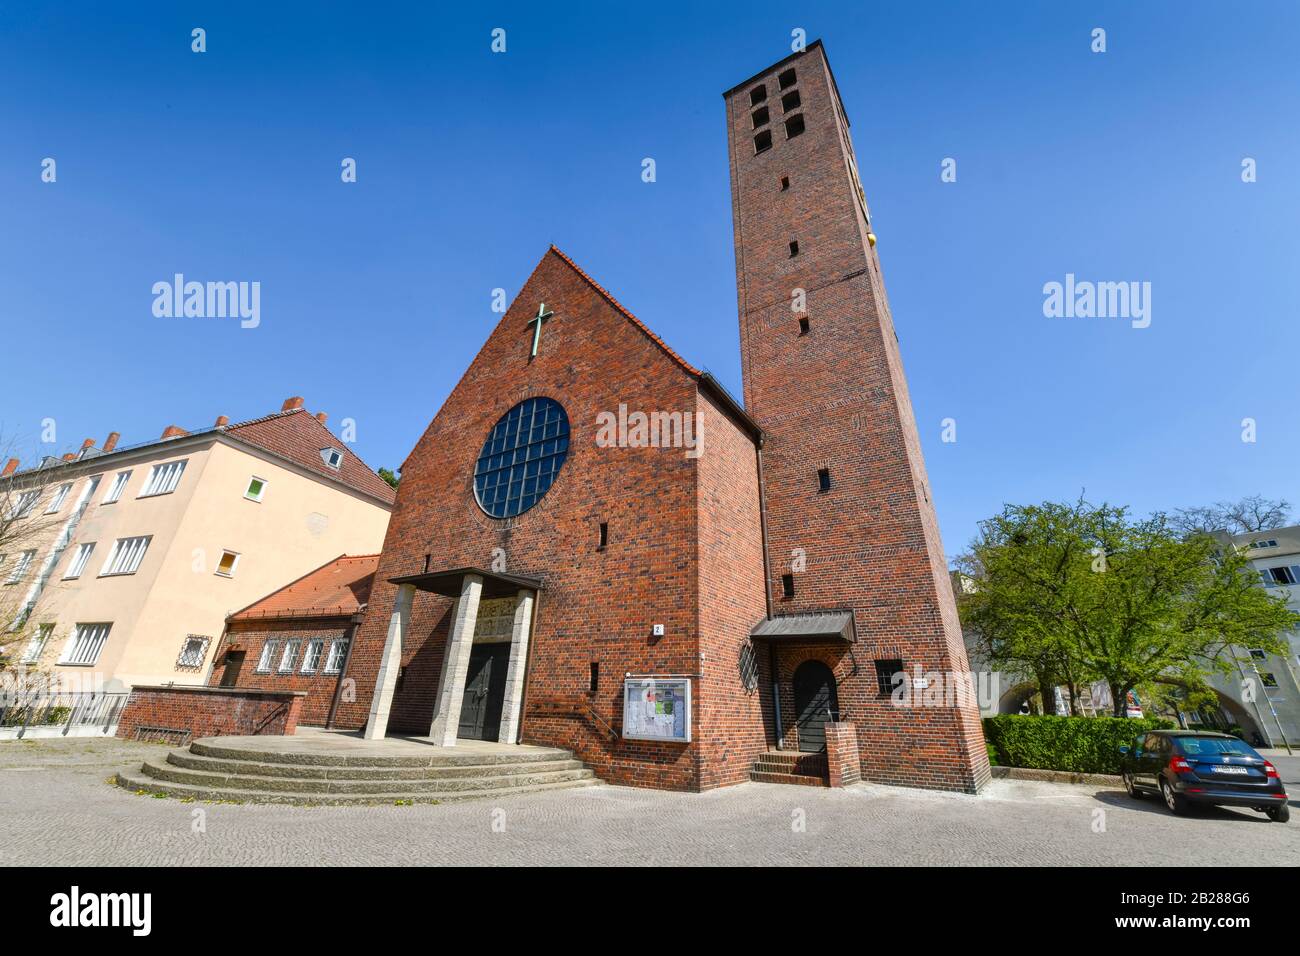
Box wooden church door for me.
[458,643,510,741]
[792,660,838,753]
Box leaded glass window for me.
[473,397,570,518]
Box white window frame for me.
[63,542,96,580]
[103,470,132,504]
[320,447,343,470]
[256,640,279,673]
[8,491,39,519]
[5,550,36,585]
[301,639,324,674]
[139,459,187,497]
[324,639,349,674]
[58,622,112,666]
[100,536,151,576]
[44,482,73,514]
[277,639,301,673]
[20,623,54,664]
[1264,565,1299,587]
[244,476,268,502]
[176,635,211,669]
[215,550,241,578]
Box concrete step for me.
[190,739,573,769]
[166,750,586,781]
[750,770,829,787]
[115,769,602,806]
[138,758,596,795]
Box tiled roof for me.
[226,409,397,504]
[228,554,380,622]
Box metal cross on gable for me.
[526,302,554,360]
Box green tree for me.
[377,467,400,490]
[959,499,1298,718]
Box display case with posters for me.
[622,677,691,743]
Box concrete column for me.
[497,589,535,744]
[428,574,483,746]
[363,583,414,740]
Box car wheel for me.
[1266,803,1291,823]
[1123,772,1142,798]
[1160,779,1187,815]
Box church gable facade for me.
[338,41,990,795]
[335,248,768,790]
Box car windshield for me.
[1174,736,1255,757]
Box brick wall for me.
[116,685,305,741]
[207,618,353,726]
[336,250,766,792]
[725,44,990,792]
[825,720,861,787]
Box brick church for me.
[335,41,991,793]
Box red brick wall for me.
[695,386,769,789]
[116,685,304,740]
[725,44,990,792]
[825,720,861,787]
[336,251,765,791]
[207,619,352,726]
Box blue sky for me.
[2,2,1297,557]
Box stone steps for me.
[167,749,586,780]
[115,768,602,806]
[114,737,603,805]
[188,739,573,768]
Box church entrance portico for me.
[364,567,541,747]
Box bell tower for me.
[724,42,990,791]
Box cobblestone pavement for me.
[1,738,1296,866]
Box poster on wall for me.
[622,677,691,743]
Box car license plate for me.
[1211,766,1249,774]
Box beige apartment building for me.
[0,397,394,693]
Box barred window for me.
[5,550,36,584]
[63,542,96,579]
[140,460,187,497]
[21,623,54,663]
[874,659,904,697]
[8,491,39,519]
[101,536,151,576]
[44,482,73,514]
[60,623,112,666]
[103,470,131,503]
[177,635,211,669]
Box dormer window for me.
[320,447,344,470]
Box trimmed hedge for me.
[983,714,1175,775]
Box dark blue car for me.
[1119,730,1289,822]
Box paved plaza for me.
[1,737,1296,866]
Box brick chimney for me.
[315,411,328,424]
[161,425,189,439]
[103,432,120,453]
[62,453,76,461]
[80,438,95,450]
[2,458,19,478]
[215,415,229,427]
[281,396,305,412]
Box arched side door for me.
[792,660,839,753]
